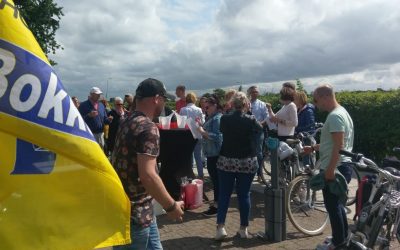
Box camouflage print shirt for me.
[111,111,160,228]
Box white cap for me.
[90,87,103,94]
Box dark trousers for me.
[256,131,264,176]
[207,156,219,203]
[217,169,256,226]
[322,164,352,246]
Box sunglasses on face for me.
[116,103,123,106]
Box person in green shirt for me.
[304,84,354,250]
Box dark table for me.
[159,129,197,200]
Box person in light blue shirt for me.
[247,86,269,182]
[304,84,354,250]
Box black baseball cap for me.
[135,78,168,99]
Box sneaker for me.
[215,226,227,241]
[237,227,249,239]
[202,206,218,216]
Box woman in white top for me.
[266,86,298,141]
[180,92,205,178]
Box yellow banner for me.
[0,1,131,249]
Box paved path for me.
[156,167,400,249]
[157,175,332,250]
[104,166,400,249]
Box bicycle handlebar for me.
[339,150,363,162]
[339,149,400,182]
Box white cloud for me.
[52,0,400,99]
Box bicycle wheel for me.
[286,175,329,235]
[260,157,271,185]
[346,166,361,206]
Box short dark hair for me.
[282,82,296,90]
[247,86,258,95]
[176,85,186,91]
[207,94,222,110]
[280,86,295,101]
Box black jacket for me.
[219,110,262,158]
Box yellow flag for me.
[0,1,131,249]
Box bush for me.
[335,90,400,162]
[259,89,400,162]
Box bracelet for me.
[164,201,176,213]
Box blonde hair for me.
[224,89,237,102]
[185,92,197,104]
[295,91,307,106]
[232,91,250,110]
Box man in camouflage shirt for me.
[112,78,184,250]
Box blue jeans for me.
[207,156,219,203]
[192,140,203,177]
[114,217,162,250]
[217,169,256,226]
[255,131,264,176]
[322,163,352,246]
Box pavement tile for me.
[156,168,400,250]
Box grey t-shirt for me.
[319,106,354,170]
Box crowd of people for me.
[73,79,353,250]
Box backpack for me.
[354,174,383,220]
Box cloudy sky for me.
[52,0,400,99]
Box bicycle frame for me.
[340,150,400,249]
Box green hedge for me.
[260,89,400,163]
[336,90,400,162]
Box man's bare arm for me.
[137,154,184,220]
[325,132,344,181]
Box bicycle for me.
[285,149,364,236]
[340,149,400,250]
[285,149,330,236]
[284,122,361,236]
[259,123,323,186]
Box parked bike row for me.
[260,119,400,249]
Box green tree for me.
[213,88,226,101]
[14,0,63,65]
[296,78,305,93]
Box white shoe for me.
[237,227,249,239]
[215,226,227,241]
